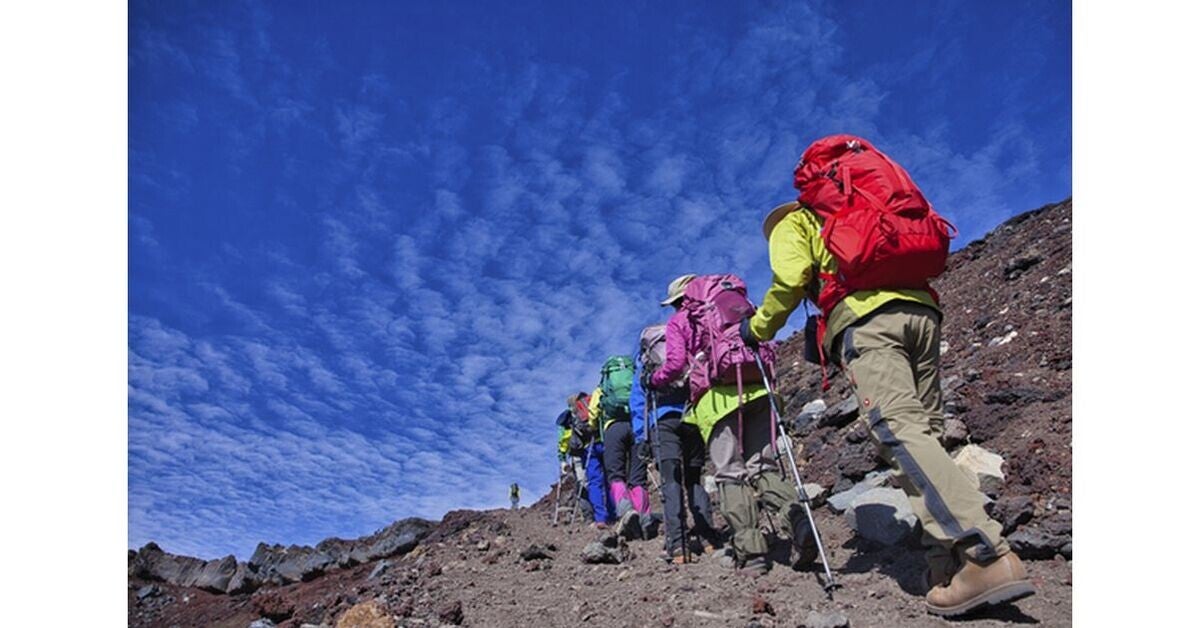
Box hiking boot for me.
[590,521,609,531]
[616,510,643,541]
[790,515,819,567]
[641,514,661,540]
[923,550,961,591]
[660,548,689,564]
[740,555,771,576]
[925,553,1035,617]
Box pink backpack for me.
[681,274,777,405]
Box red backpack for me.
[792,135,957,317]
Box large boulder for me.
[128,543,240,593]
[357,517,433,561]
[844,487,918,546]
[248,543,339,585]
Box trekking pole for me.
[751,348,840,595]
[552,461,564,526]
[572,444,593,526]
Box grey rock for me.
[796,399,827,429]
[827,470,891,512]
[1004,253,1043,280]
[800,483,827,507]
[227,562,260,595]
[802,609,850,628]
[249,543,333,584]
[818,398,859,429]
[581,538,629,564]
[136,585,160,601]
[940,418,970,450]
[987,495,1035,534]
[367,560,391,580]
[521,544,554,561]
[248,620,276,628]
[129,543,240,594]
[1009,526,1070,560]
[953,445,1006,496]
[845,487,918,546]
[358,517,434,561]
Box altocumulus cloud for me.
[129,0,1070,558]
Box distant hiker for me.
[590,356,652,541]
[510,483,520,510]
[555,398,596,523]
[562,392,614,528]
[632,313,721,563]
[745,134,1033,615]
[649,274,817,576]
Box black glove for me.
[739,316,759,348]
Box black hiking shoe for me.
[740,554,771,576]
[791,515,819,567]
[616,510,643,541]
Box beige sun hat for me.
[761,200,801,241]
[660,274,697,306]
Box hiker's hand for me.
[739,317,759,348]
[560,461,571,474]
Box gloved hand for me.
[560,461,571,475]
[739,316,759,348]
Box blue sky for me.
[129,0,1071,559]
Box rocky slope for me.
[129,198,1072,627]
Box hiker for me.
[649,274,817,576]
[743,134,1033,615]
[632,317,721,563]
[555,400,596,523]
[510,483,520,510]
[562,392,614,528]
[589,357,652,541]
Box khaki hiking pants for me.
[708,396,802,559]
[839,301,1008,567]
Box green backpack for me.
[598,355,635,421]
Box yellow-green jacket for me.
[748,206,939,355]
[588,387,613,433]
[557,424,571,459]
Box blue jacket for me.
[630,338,687,443]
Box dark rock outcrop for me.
[130,517,435,594]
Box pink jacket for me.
[649,309,692,389]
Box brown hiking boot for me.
[925,552,1035,617]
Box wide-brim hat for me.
[660,273,697,306]
[762,201,800,241]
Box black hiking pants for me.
[602,420,647,487]
[653,412,718,553]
